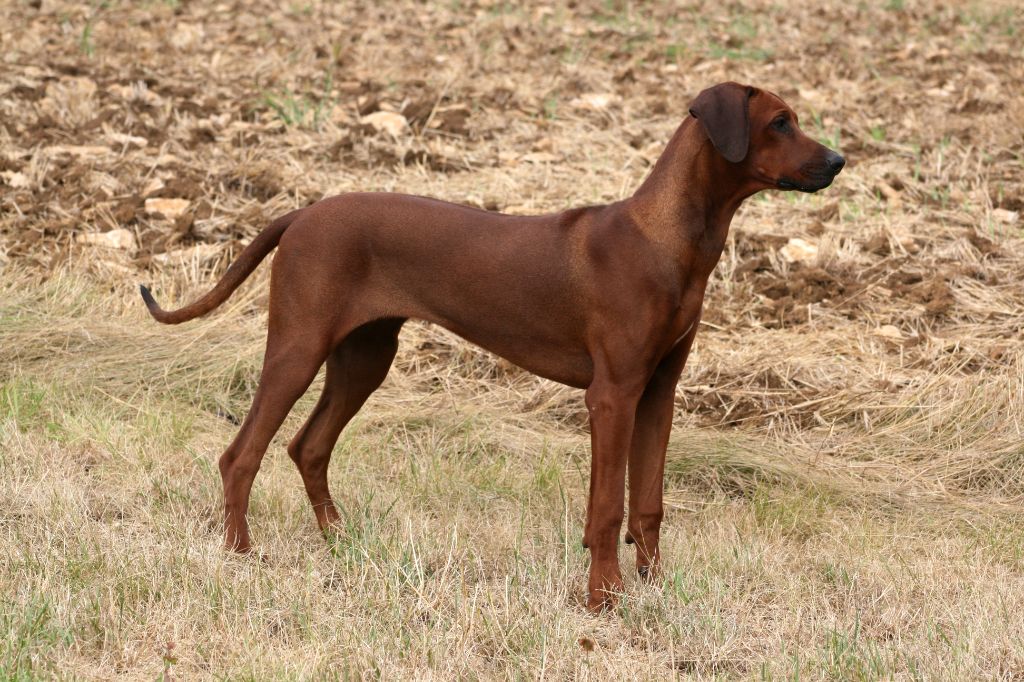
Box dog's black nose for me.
[826,151,846,174]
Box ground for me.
[1,0,1023,678]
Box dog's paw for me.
[585,569,624,614]
[585,589,620,614]
[636,560,661,583]
[241,547,271,565]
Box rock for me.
[45,144,111,158]
[992,208,1019,225]
[780,237,818,263]
[570,93,620,111]
[145,198,191,219]
[1,171,30,189]
[873,325,904,341]
[142,178,165,196]
[875,181,902,206]
[76,228,136,250]
[152,243,223,266]
[107,132,149,148]
[361,111,408,136]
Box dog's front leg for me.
[625,331,695,582]
[583,376,643,612]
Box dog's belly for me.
[432,318,595,389]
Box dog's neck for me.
[628,117,760,253]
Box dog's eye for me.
[771,117,790,132]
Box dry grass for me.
[2,0,1024,678]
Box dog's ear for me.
[688,82,756,163]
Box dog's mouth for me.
[777,154,845,193]
[777,174,836,193]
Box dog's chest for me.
[647,297,702,361]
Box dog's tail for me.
[139,208,304,325]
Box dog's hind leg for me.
[287,318,404,533]
[219,332,331,553]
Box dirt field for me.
[2,0,1023,678]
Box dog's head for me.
[688,82,845,193]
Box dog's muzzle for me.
[778,150,846,193]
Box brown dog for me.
[141,82,844,611]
